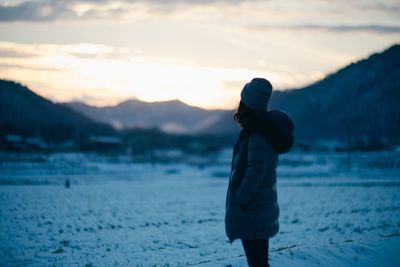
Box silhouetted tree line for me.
[122,127,235,154]
[0,122,236,153]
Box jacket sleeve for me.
[234,133,268,207]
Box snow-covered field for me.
[0,150,399,266]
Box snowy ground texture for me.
[0,150,399,266]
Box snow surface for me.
[0,150,399,266]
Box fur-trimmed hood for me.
[242,109,295,154]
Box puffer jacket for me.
[225,110,294,243]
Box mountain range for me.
[204,44,400,140]
[0,80,115,142]
[1,43,399,143]
[66,100,226,134]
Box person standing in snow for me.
[225,78,295,267]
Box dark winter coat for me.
[224,111,294,243]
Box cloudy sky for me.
[0,0,399,109]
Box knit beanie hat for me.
[240,78,273,111]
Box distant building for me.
[2,134,26,150]
[25,137,48,150]
[1,135,49,151]
[54,140,78,151]
[82,135,123,151]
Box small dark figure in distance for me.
[65,179,70,188]
[225,78,295,267]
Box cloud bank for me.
[0,0,259,21]
[1,0,399,24]
[247,24,400,34]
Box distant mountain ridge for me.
[1,43,399,142]
[205,44,400,140]
[0,80,115,142]
[66,99,227,134]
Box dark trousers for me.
[241,238,269,267]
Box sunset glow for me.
[0,0,399,109]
